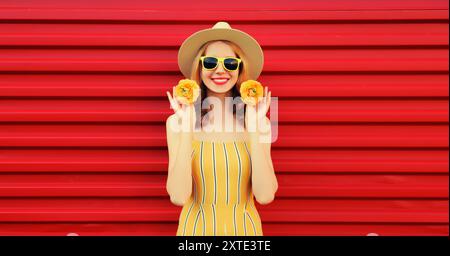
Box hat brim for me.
[178,27,264,80]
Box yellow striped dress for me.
[176,139,263,236]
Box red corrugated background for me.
[0,0,448,236]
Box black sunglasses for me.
[200,56,242,71]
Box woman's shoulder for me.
[166,114,181,136]
[166,113,178,124]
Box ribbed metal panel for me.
[0,0,448,236]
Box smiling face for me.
[200,41,240,94]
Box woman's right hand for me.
[167,86,197,132]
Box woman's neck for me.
[206,89,233,113]
[203,89,235,129]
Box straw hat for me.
[177,21,264,80]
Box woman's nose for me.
[215,61,226,73]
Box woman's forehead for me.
[205,42,236,57]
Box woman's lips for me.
[211,78,229,85]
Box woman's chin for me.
[207,83,233,93]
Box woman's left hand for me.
[245,86,271,131]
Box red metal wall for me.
[0,0,448,236]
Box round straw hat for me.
[178,21,264,80]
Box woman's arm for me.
[249,116,278,205]
[166,114,193,206]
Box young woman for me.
[166,22,278,236]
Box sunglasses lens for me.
[224,58,239,70]
[203,57,218,69]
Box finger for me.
[267,91,272,113]
[173,86,179,103]
[167,91,176,106]
[167,92,173,109]
[168,93,182,116]
[167,91,177,111]
[264,86,269,107]
[171,93,178,105]
[166,91,175,109]
[174,103,183,118]
[172,86,181,106]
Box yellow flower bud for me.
[240,80,264,106]
[174,79,200,105]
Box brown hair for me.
[189,40,250,130]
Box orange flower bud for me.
[174,79,200,105]
[240,80,264,106]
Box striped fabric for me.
[176,140,263,236]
